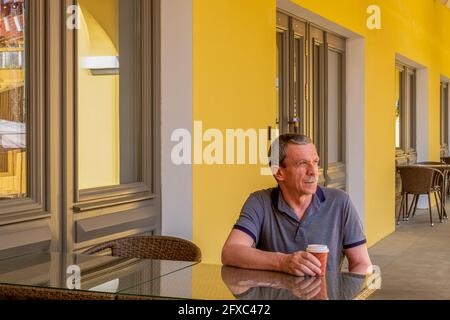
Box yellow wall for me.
[193,0,277,263]
[193,0,450,264]
[77,0,118,49]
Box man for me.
[222,134,372,277]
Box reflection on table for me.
[0,252,378,300]
[120,264,376,300]
[0,252,196,295]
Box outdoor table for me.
[0,251,377,300]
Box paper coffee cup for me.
[306,245,329,277]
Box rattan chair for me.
[397,166,443,227]
[441,156,450,165]
[82,235,202,262]
[0,284,116,300]
[417,162,449,220]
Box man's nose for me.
[306,163,318,174]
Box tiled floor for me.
[368,208,450,300]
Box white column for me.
[346,38,366,224]
[161,0,193,239]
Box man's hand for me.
[280,251,322,277]
[290,277,327,300]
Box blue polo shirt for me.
[233,186,367,272]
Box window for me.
[0,0,26,200]
[68,0,161,251]
[77,0,140,191]
[395,62,417,212]
[395,63,416,164]
[276,11,346,189]
[441,81,449,157]
[0,0,161,258]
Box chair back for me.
[441,157,450,165]
[398,166,436,194]
[83,235,202,262]
[417,162,448,187]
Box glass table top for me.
[0,252,377,300]
[119,264,374,300]
[0,252,197,294]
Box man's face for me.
[276,143,320,196]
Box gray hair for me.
[269,134,313,167]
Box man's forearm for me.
[222,244,287,273]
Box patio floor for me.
[367,207,450,300]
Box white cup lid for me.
[306,244,329,253]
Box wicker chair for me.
[397,166,443,227]
[417,162,449,220]
[0,284,116,300]
[441,156,450,165]
[82,235,202,262]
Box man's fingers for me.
[301,259,322,275]
[305,285,322,300]
[292,269,305,277]
[297,276,316,290]
[302,278,322,295]
[299,264,316,277]
[302,252,322,268]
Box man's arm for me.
[344,244,373,275]
[222,229,322,277]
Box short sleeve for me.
[233,193,265,245]
[342,195,367,249]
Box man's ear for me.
[272,165,284,181]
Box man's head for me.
[269,134,320,196]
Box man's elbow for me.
[221,244,232,266]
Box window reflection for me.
[0,0,26,200]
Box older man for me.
[222,134,372,277]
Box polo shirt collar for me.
[316,186,326,203]
[271,185,326,218]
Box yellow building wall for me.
[193,0,450,265]
[76,0,118,49]
[193,0,277,264]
